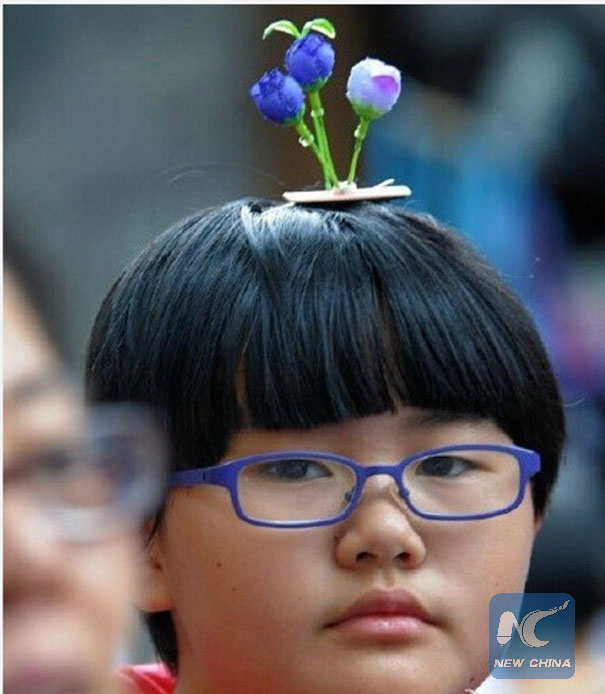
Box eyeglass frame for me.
[170,443,541,528]
[4,403,168,542]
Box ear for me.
[533,512,544,535]
[135,521,173,613]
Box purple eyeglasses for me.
[170,444,540,528]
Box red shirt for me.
[117,664,176,694]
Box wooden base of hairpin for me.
[282,180,412,204]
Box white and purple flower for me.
[346,58,402,120]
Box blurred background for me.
[4,5,604,683]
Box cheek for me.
[429,492,537,591]
[163,495,332,655]
[3,536,139,693]
[425,496,537,685]
[74,537,139,654]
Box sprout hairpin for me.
[250,17,411,203]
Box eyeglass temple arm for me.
[170,466,236,487]
[170,468,211,486]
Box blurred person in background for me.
[3,241,166,694]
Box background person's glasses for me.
[4,404,167,542]
[170,444,540,527]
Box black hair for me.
[85,198,565,671]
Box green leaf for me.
[262,20,300,40]
[301,18,336,39]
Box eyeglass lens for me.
[236,450,521,522]
[5,406,166,538]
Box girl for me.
[86,199,564,694]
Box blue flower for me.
[346,58,402,120]
[250,69,306,126]
[285,32,335,90]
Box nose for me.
[333,475,427,570]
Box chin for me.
[293,654,482,694]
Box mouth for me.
[3,664,93,694]
[325,588,434,642]
[3,607,97,694]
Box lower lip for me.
[4,617,93,694]
[4,666,91,694]
[330,614,430,641]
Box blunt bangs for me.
[239,202,557,445]
[86,198,563,510]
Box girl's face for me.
[146,409,539,694]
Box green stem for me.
[347,117,370,185]
[307,92,327,170]
[308,90,339,189]
[295,121,329,187]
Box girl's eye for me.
[256,459,332,482]
[414,455,476,478]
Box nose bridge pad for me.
[389,477,408,507]
[351,470,410,510]
[381,468,406,503]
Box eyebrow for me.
[404,409,489,428]
[4,371,75,409]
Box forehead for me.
[224,407,512,461]
[3,272,81,460]
[3,373,82,464]
[3,271,57,393]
